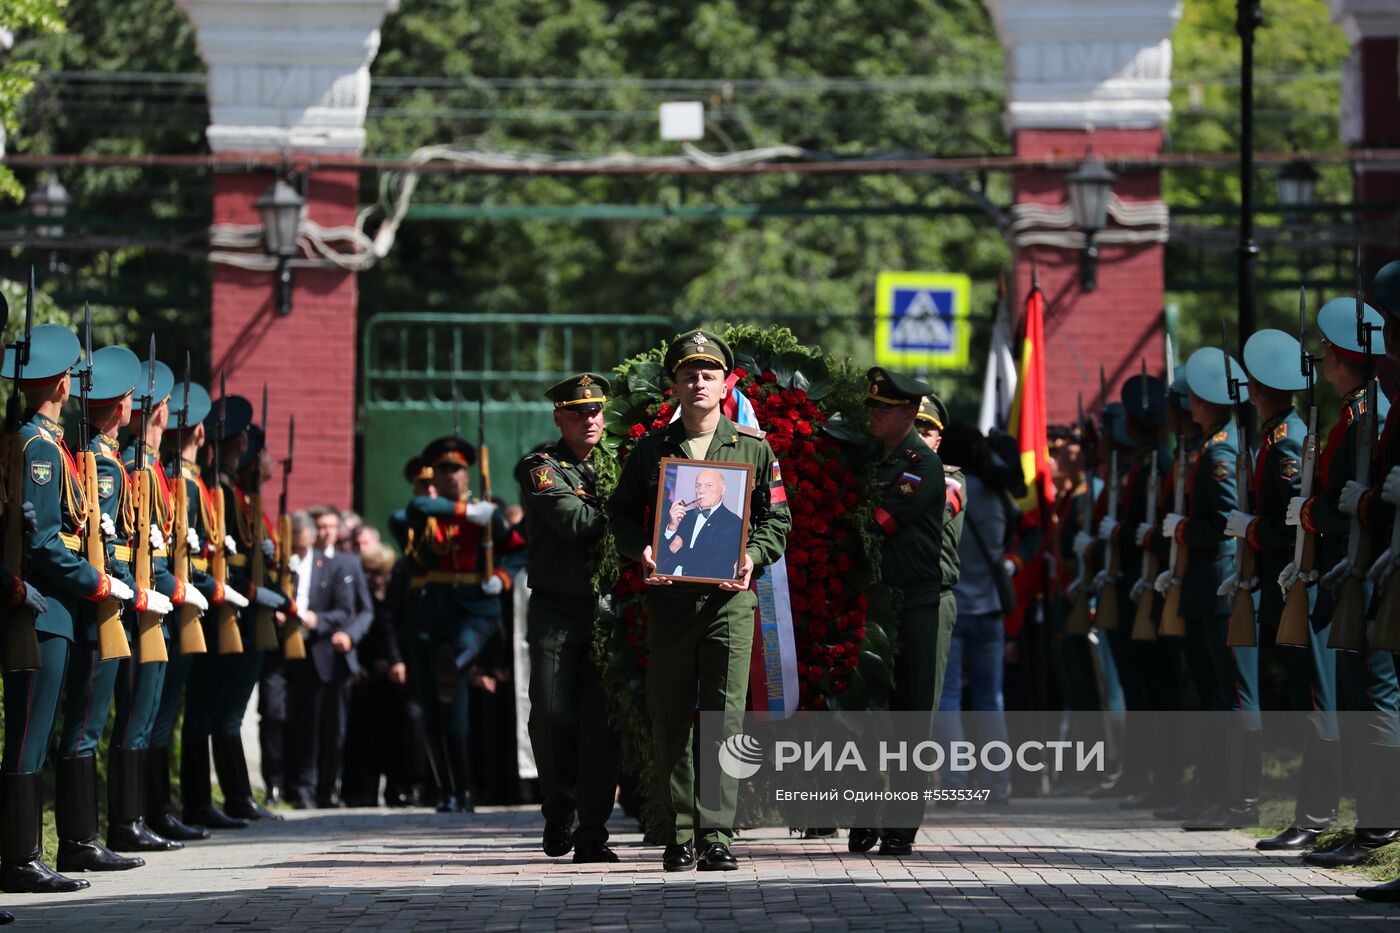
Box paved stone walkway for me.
[4,801,1394,930]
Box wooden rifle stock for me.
[1227,424,1258,647]
[278,514,305,660]
[249,491,278,651]
[2,432,41,671]
[1328,387,1375,652]
[212,486,243,654]
[480,444,494,577]
[84,450,129,661]
[1277,406,1319,646]
[133,469,167,663]
[1131,454,1161,642]
[1097,448,1121,632]
[1159,437,1189,638]
[171,468,206,656]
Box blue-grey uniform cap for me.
[1122,374,1166,425]
[1243,329,1312,392]
[1102,402,1132,447]
[1373,260,1400,319]
[1168,365,1190,412]
[1317,296,1386,356]
[81,345,141,403]
[169,382,212,428]
[132,361,175,412]
[2,323,80,383]
[1185,347,1249,407]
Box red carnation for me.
[628,423,645,440]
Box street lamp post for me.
[1237,0,1263,342]
[255,178,307,316]
[1066,155,1117,293]
[25,177,71,273]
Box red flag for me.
[1008,285,1054,515]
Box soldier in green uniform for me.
[1284,297,1399,868]
[514,373,620,864]
[607,330,790,872]
[847,368,945,858]
[1237,331,1340,851]
[2,325,133,894]
[915,394,963,713]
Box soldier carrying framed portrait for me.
[650,458,754,585]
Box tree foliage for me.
[0,0,67,200]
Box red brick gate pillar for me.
[178,0,397,510]
[986,1,1183,422]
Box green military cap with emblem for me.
[205,394,252,440]
[546,372,610,412]
[916,393,948,429]
[1373,260,1400,318]
[80,346,142,405]
[1317,296,1386,359]
[1185,347,1249,406]
[131,360,175,412]
[168,380,212,427]
[1243,329,1312,392]
[865,367,931,407]
[664,328,733,375]
[2,323,80,385]
[1122,373,1166,425]
[423,435,476,469]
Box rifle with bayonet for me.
[172,355,206,656]
[250,384,278,651]
[477,391,494,579]
[1221,322,1258,647]
[1278,289,1320,646]
[213,371,243,654]
[1132,357,1161,642]
[133,335,168,663]
[1160,352,1189,638]
[1328,249,1378,652]
[1065,392,1094,636]
[278,414,305,660]
[3,269,41,671]
[80,304,129,661]
[1096,367,1121,631]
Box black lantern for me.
[255,178,306,316]
[1275,158,1318,209]
[26,177,71,240]
[1066,156,1117,293]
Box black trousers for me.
[258,653,289,794]
[287,661,351,804]
[342,673,425,804]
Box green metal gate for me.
[359,312,675,540]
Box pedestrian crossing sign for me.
[875,271,972,370]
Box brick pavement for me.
[3,800,1395,930]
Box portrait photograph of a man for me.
[651,459,754,584]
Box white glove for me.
[223,587,250,610]
[1216,572,1239,598]
[184,585,208,613]
[1130,578,1148,603]
[1338,480,1366,516]
[1073,532,1094,560]
[1285,496,1305,527]
[1321,558,1352,591]
[108,577,135,603]
[187,527,200,551]
[100,513,116,540]
[465,501,498,527]
[1153,570,1174,595]
[1001,558,1018,578]
[142,589,173,616]
[1278,562,1299,594]
[1135,522,1153,547]
[150,526,165,551]
[1097,517,1118,542]
[1366,548,1394,585]
[1092,569,1110,593]
[1383,467,1400,507]
[224,534,238,555]
[1161,513,1184,539]
[481,573,504,596]
[1225,509,1255,540]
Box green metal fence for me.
[359,312,675,538]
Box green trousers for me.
[527,591,620,846]
[57,635,119,758]
[644,586,755,847]
[880,591,947,844]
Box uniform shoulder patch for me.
[735,423,766,439]
[1212,430,1229,444]
[98,475,115,499]
[530,465,556,491]
[1279,458,1299,479]
[1212,462,1231,481]
[1272,422,1289,442]
[31,460,53,486]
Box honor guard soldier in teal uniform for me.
[1239,330,1340,851]
[515,373,621,864]
[1285,296,1399,870]
[915,393,963,711]
[389,456,433,552]
[407,435,517,814]
[2,324,132,894]
[848,368,946,858]
[608,330,790,873]
[148,379,229,842]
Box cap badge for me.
[693,332,708,346]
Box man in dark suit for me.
[657,468,745,580]
[285,507,374,808]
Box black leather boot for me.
[445,729,476,813]
[146,745,209,841]
[1258,736,1338,851]
[181,735,248,830]
[1184,728,1260,831]
[55,755,144,873]
[215,735,282,821]
[1303,828,1400,868]
[107,747,182,853]
[0,770,89,894]
[1357,876,1400,903]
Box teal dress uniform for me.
[515,374,621,861]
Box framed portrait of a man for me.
[650,458,754,585]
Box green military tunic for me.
[514,440,619,847]
[608,414,790,848]
[934,466,964,711]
